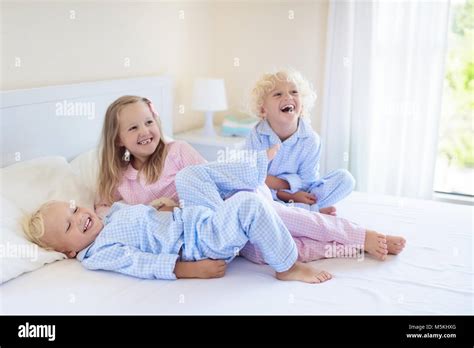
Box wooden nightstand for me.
[174,126,247,161]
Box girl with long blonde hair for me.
[95,95,204,217]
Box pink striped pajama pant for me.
[240,186,366,264]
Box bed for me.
[1,77,472,315]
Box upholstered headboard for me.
[0,76,174,167]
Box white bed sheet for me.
[1,192,472,315]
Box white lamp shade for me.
[192,78,228,111]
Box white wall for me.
[1,0,328,133]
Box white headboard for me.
[0,76,174,168]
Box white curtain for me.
[320,0,450,199]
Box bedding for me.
[0,156,96,283]
[69,148,99,194]
[0,195,66,284]
[1,168,472,314]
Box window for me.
[434,0,474,197]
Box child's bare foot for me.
[386,235,406,255]
[364,230,388,260]
[266,144,281,161]
[320,206,337,216]
[276,261,332,283]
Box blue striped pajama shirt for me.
[244,118,355,211]
[77,151,298,280]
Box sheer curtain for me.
[320,0,450,199]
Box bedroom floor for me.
[1,192,472,315]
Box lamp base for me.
[202,110,216,137]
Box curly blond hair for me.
[249,68,317,118]
[21,201,57,250]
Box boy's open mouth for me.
[280,104,295,113]
[83,217,92,233]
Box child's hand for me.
[157,205,175,212]
[194,259,227,279]
[266,143,281,161]
[174,259,227,279]
[292,191,317,204]
[265,175,290,190]
[150,198,178,211]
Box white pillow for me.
[0,156,95,283]
[0,195,66,284]
[69,148,99,194]
[1,156,95,212]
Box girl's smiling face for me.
[260,80,302,127]
[117,101,161,165]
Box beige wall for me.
[1,0,328,133]
[213,0,328,131]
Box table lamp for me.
[192,78,228,137]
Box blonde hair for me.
[249,68,317,118]
[22,201,56,250]
[98,96,169,205]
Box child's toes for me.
[316,273,329,283]
[394,247,404,254]
[389,243,405,254]
[320,271,331,280]
[386,236,407,255]
[313,276,322,283]
[375,248,388,260]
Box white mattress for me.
[1,192,472,315]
